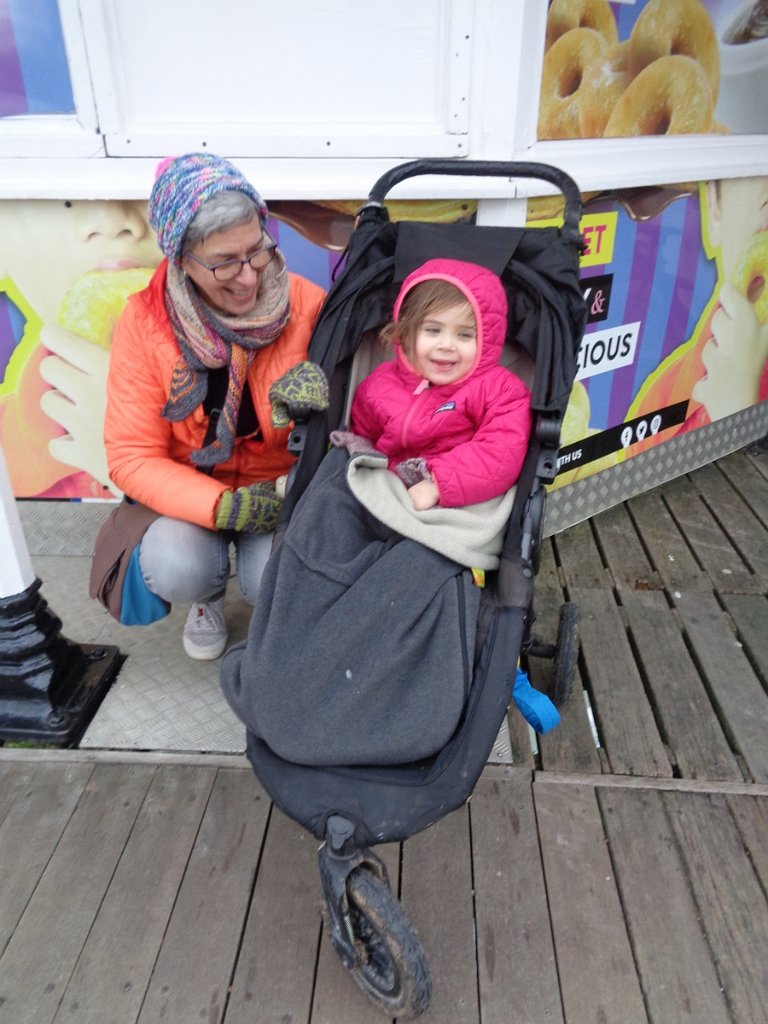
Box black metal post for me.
[0,577,120,745]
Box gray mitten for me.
[396,457,432,487]
[330,430,379,457]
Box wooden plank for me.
[744,448,768,486]
[0,763,42,827]
[726,794,768,894]
[591,501,661,592]
[536,536,561,590]
[505,705,535,767]
[674,591,768,782]
[224,807,321,1024]
[729,448,768,520]
[0,764,153,1024]
[718,451,768,528]
[690,461,768,588]
[534,782,648,1024]
[621,590,742,782]
[663,475,760,594]
[627,488,710,593]
[570,587,671,777]
[721,593,768,684]
[401,805,479,1023]
[535,770,768,798]
[471,768,563,1024]
[536,665,603,774]
[664,790,768,1022]
[0,762,93,954]
[597,787,731,1024]
[137,768,271,1024]
[52,764,216,1024]
[310,844,402,1024]
[529,596,602,773]
[553,519,610,590]
[528,539,603,773]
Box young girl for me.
[345,257,532,509]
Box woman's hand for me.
[38,323,121,495]
[408,479,440,510]
[693,283,768,421]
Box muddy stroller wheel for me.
[552,601,579,706]
[346,866,432,1018]
[318,815,431,1018]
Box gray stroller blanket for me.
[220,446,483,766]
[346,451,515,570]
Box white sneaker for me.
[182,595,228,660]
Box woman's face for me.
[182,217,270,316]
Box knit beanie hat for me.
[147,153,268,262]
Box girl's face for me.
[412,300,477,385]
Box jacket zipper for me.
[400,379,430,451]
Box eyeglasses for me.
[184,232,277,281]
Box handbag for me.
[89,499,169,625]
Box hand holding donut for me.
[693,282,768,420]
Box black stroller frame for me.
[225,160,587,1018]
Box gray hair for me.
[184,190,263,249]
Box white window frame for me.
[0,0,103,159]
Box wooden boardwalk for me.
[1,444,767,1023]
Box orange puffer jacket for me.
[104,261,325,528]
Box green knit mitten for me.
[215,482,282,533]
[269,361,329,429]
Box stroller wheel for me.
[345,866,432,1019]
[552,601,580,707]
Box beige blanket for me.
[346,453,515,570]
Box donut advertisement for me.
[528,174,768,488]
[539,0,768,139]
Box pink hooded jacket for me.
[350,258,532,507]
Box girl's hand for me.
[408,479,440,510]
[693,283,768,421]
[38,323,121,495]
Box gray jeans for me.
[139,516,273,605]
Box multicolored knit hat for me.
[147,153,268,262]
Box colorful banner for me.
[529,175,768,487]
[539,0,768,139]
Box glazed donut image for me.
[57,267,155,348]
[628,0,720,104]
[578,41,633,137]
[538,27,608,139]
[732,234,768,324]
[604,55,713,137]
[545,0,618,51]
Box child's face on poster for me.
[0,199,161,321]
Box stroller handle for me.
[367,159,583,239]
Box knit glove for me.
[269,361,329,429]
[330,430,379,457]
[396,457,432,487]
[215,482,282,533]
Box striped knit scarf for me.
[162,250,291,466]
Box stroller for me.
[220,160,586,1018]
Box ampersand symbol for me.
[591,289,606,316]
